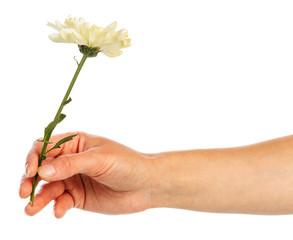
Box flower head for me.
[47,16,131,57]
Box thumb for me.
[38,150,97,181]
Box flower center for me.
[78,45,100,57]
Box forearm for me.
[149,135,293,214]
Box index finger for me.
[25,132,81,178]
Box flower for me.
[47,16,131,57]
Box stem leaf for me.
[44,120,56,137]
[44,114,66,138]
[63,97,72,106]
[46,134,78,153]
[58,113,66,123]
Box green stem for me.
[30,54,88,205]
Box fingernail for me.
[25,163,30,177]
[39,165,56,177]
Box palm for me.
[63,173,150,214]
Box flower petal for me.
[55,20,65,31]
[100,39,131,51]
[101,50,123,57]
[59,29,86,45]
[48,33,66,43]
[90,28,108,47]
[47,21,65,31]
[104,21,118,32]
[47,22,59,31]
[116,29,128,40]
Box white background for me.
[1,0,293,239]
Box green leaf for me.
[63,97,72,106]
[58,113,66,123]
[46,134,78,154]
[73,56,79,66]
[44,120,56,137]
[44,114,67,139]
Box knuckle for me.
[57,155,75,177]
[59,155,72,168]
[77,131,85,141]
[76,131,88,152]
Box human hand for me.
[19,132,154,218]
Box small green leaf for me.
[44,120,56,137]
[58,113,66,123]
[44,114,67,139]
[37,139,53,144]
[63,97,72,106]
[46,134,78,153]
[73,56,79,66]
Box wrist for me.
[145,150,203,210]
[146,152,173,209]
[145,151,190,209]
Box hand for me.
[19,132,154,218]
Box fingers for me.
[25,149,39,178]
[25,132,82,178]
[19,174,41,199]
[22,179,75,218]
[54,192,75,218]
[19,157,56,199]
[25,181,65,216]
[38,149,98,181]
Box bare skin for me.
[19,132,293,218]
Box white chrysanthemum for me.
[47,16,131,57]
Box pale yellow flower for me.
[47,16,131,57]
